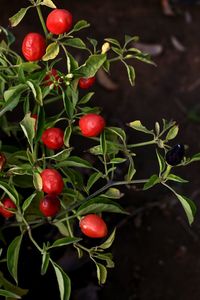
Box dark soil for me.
[1,0,200,299]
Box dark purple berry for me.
[166,144,185,166]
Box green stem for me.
[128,139,156,148]
[36,5,48,37]
[44,95,63,105]
[56,179,148,219]
[23,216,42,253]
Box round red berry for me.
[41,169,64,195]
[79,114,105,137]
[43,68,60,87]
[79,214,108,238]
[46,9,73,35]
[0,152,6,171]
[22,33,46,61]
[79,77,96,89]
[39,195,60,217]
[0,198,16,219]
[41,128,64,150]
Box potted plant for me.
[0,0,199,299]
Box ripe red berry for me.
[0,152,6,171]
[46,9,73,35]
[39,195,60,217]
[41,128,64,150]
[79,77,96,89]
[43,68,60,87]
[79,214,108,238]
[41,169,64,195]
[0,198,16,219]
[22,33,46,61]
[79,114,105,137]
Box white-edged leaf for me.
[7,235,23,284]
[9,7,32,27]
[20,113,35,147]
[167,174,188,183]
[51,261,71,300]
[43,42,60,61]
[99,228,116,249]
[128,120,153,135]
[41,0,56,8]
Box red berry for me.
[41,169,64,195]
[79,214,108,238]
[39,195,60,217]
[43,68,60,87]
[41,128,64,150]
[46,9,73,35]
[79,114,105,137]
[0,152,6,171]
[79,77,96,89]
[0,198,16,219]
[22,33,46,61]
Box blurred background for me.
[1,0,200,299]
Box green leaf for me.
[43,42,60,61]
[20,62,41,73]
[7,235,23,284]
[77,197,128,215]
[125,64,135,86]
[103,188,123,199]
[1,84,27,117]
[41,252,50,276]
[95,262,107,285]
[86,172,103,192]
[186,153,200,164]
[76,54,106,78]
[128,120,154,135]
[56,156,92,169]
[49,148,72,161]
[73,20,90,32]
[0,271,28,298]
[143,174,160,190]
[9,7,32,27]
[22,193,36,212]
[64,126,72,148]
[87,38,98,52]
[99,228,116,249]
[41,0,56,8]
[51,261,71,300]
[104,38,120,48]
[0,181,19,205]
[156,149,166,174]
[27,80,43,105]
[79,92,94,105]
[166,174,188,183]
[100,131,107,156]
[107,127,126,143]
[49,237,82,249]
[175,193,196,225]
[20,113,35,148]
[125,155,136,181]
[109,158,127,164]
[63,38,87,49]
[54,222,69,237]
[0,289,21,299]
[124,35,139,47]
[166,125,179,140]
[33,172,42,191]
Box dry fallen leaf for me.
[96,68,119,91]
